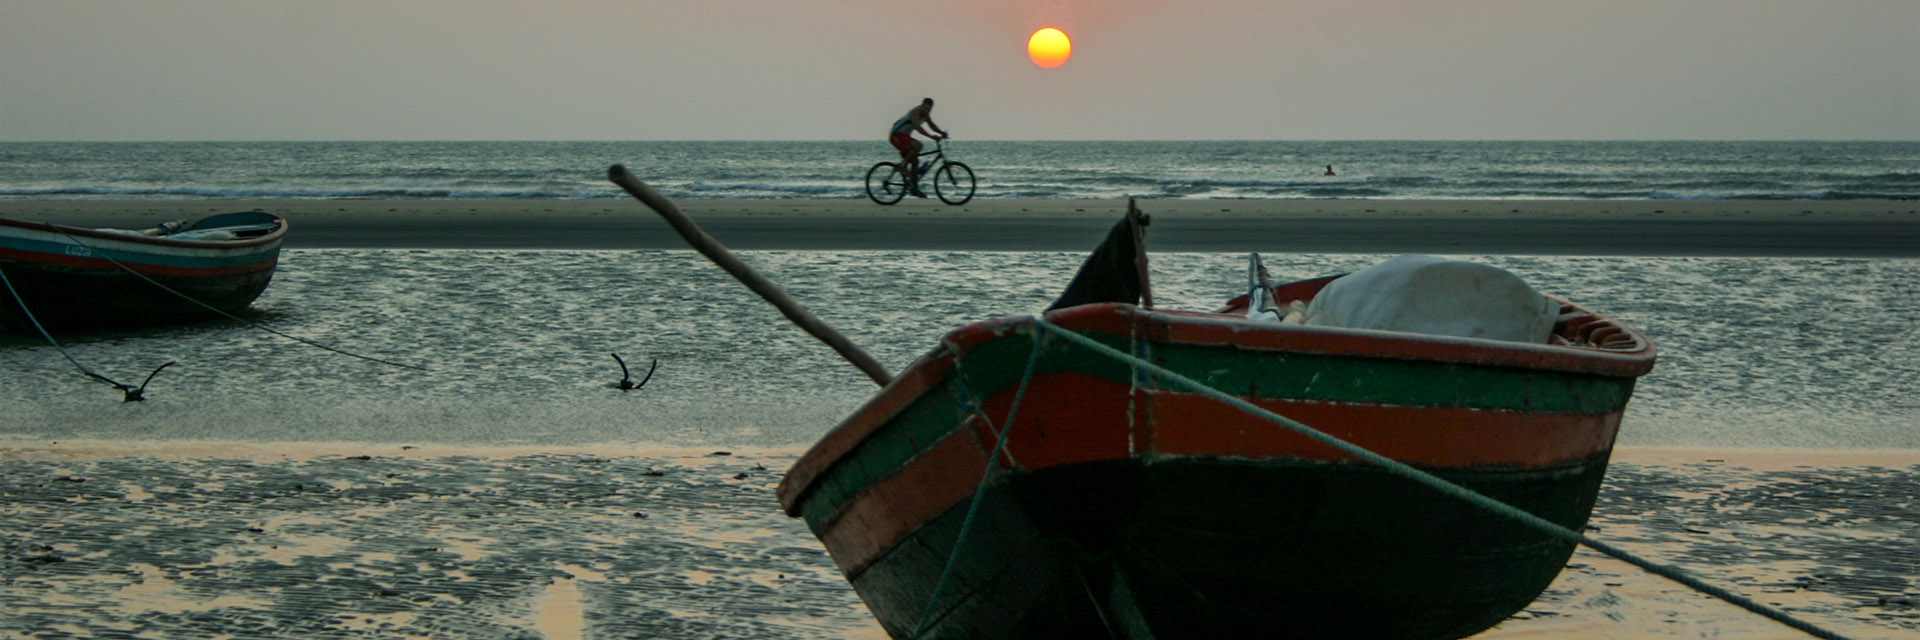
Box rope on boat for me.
[938,338,1022,470]
[1025,316,1855,640]
[1,266,167,400]
[50,228,430,372]
[911,331,1050,639]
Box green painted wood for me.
[797,321,1637,529]
[800,383,976,527]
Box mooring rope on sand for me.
[49,228,430,372]
[1,266,163,399]
[18,228,661,401]
[1006,316,1854,640]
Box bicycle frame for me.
[868,138,974,205]
[905,138,951,176]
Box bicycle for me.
[865,138,975,205]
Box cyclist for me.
[888,97,948,198]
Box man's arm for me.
[914,112,947,139]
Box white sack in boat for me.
[168,229,237,241]
[1300,254,1556,343]
[94,220,191,238]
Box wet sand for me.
[2,443,1913,639]
[5,198,1917,256]
[3,197,1916,637]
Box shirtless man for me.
[888,98,947,197]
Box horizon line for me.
[5,138,1918,144]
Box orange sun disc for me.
[1027,27,1071,68]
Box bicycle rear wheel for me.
[865,162,907,205]
[933,161,975,205]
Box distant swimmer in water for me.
[1324,165,1336,176]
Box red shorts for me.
[889,132,917,153]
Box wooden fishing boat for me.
[774,222,1656,639]
[606,168,1655,640]
[0,211,287,331]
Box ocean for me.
[3,141,1916,638]
[2,140,1917,202]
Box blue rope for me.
[910,328,1049,639]
[939,339,986,418]
[1029,317,1853,640]
[1,266,135,391]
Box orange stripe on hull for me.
[967,373,1619,470]
[1147,392,1621,468]
[816,423,991,577]
[818,378,1620,576]
[0,247,279,277]
[970,373,1139,471]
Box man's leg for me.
[904,141,925,196]
[889,133,916,186]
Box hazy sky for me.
[4,0,1915,141]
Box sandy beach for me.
[4,196,1915,637]
[4,198,1916,256]
[2,443,1913,639]
[8,0,1913,636]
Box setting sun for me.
[1027,27,1071,68]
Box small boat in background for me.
[0,211,287,331]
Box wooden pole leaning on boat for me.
[607,165,893,387]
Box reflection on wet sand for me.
[1,444,1912,639]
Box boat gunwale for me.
[777,295,1655,515]
[0,214,289,253]
[0,213,288,329]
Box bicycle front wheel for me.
[865,162,907,205]
[933,161,975,205]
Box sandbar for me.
[2,198,1915,256]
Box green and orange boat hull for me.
[777,274,1656,639]
[0,212,286,331]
